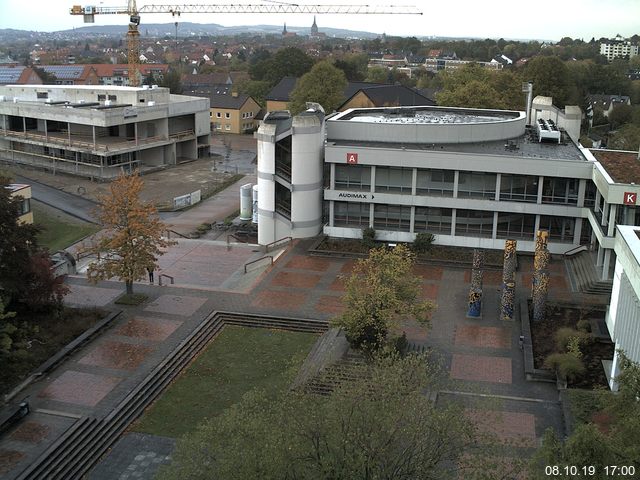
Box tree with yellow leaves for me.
[85,170,174,295]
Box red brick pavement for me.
[38,371,120,407]
[8,422,50,443]
[79,341,154,371]
[423,283,439,300]
[315,295,345,315]
[450,354,512,384]
[0,450,24,475]
[466,409,537,447]
[251,289,307,310]
[272,271,322,289]
[413,265,443,281]
[115,317,182,342]
[521,273,568,291]
[328,276,346,292]
[393,318,429,342]
[285,255,331,272]
[454,325,511,349]
[463,270,504,285]
[340,260,356,274]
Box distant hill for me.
[56,22,381,39]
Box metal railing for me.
[158,274,174,286]
[244,255,273,273]
[265,236,292,253]
[165,229,189,239]
[563,244,590,258]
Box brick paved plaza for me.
[0,237,573,479]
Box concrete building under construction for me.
[0,84,211,180]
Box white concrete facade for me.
[0,84,210,179]
[606,225,640,390]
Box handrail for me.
[158,273,174,286]
[563,244,589,258]
[165,229,189,239]
[244,255,273,273]
[265,236,292,253]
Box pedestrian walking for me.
[147,266,154,284]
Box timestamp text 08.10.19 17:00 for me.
[545,465,636,476]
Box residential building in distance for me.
[600,35,639,61]
[38,65,99,85]
[209,92,260,134]
[6,183,33,224]
[265,76,298,112]
[0,66,44,86]
[588,94,632,118]
[0,84,210,180]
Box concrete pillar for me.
[370,165,376,193]
[134,123,139,146]
[608,204,617,237]
[92,125,96,150]
[467,249,484,318]
[329,201,334,227]
[602,249,611,281]
[573,218,583,245]
[67,122,71,146]
[44,119,48,141]
[329,163,335,189]
[537,176,544,203]
[410,206,415,233]
[532,230,550,322]
[597,244,604,266]
[495,173,501,201]
[450,209,457,236]
[411,168,417,196]
[453,170,459,197]
[577,179,586,207]
[22,116,26,135]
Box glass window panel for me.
[499,174,539,203]
[334,201,369,228]
[414,207,452,234]
[496,213,536,240]
[375,167,412,194]
[539,215,575,243]
[454,209,494,237]
[373,204,411,231]
[458,171,496,199]
[416,169,454,197]
[335,165,371,191]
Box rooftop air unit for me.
[536,118,561,144]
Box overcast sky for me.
[0,0,638,41]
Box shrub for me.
[361,227,376,249]
[554,327,590,351]
[576,319,592,333]
[545,352,585,381]
[412,232,435,254]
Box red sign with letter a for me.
[346,152,358,165]
[623,192,637,205]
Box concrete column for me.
[22,116,26,135]
[534,215,541,237]
[453,170,459,197]
[492,211,498,239]
[596,244,604,266]
[602,249,611,281]
[410,206,415,233]
[67,122,71,146]
[44,119,48,141]
[450,209,457,236]
[329,163,335,189]
[92,125,96,150]
[329,200,334,227]
[577,179,586,207]
[495,173,501,201]
[134,123,139,146]
[369,203,374,228]
[370,165,376,193]
[608,204,617,237]
[602,200,609,227]
[537,176,544,203]
[411,168,417,196]
[573,218,583,245]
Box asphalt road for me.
[17,174,178,223]
[16,174,99,224]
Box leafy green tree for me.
[237,79,272,107]
[436,64,522,110]
[608,104,633,129]
[289,61,347,114]
[334,53,369,81]
[160,69,183,94]
[83,171,174,295]
[523,56,573,107]
[608,124,640,151]
[250,47,314,86]
[158,352,499,480]
[365,65,391,84]
[332,244,435,351]
[529,353,640,479]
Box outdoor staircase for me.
[564,251,613,296]
[303,351,367,396]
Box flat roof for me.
[589,149,640,184]
[4,84,165,92]
[333,105,521,125]
[329,134,586,162]
[6,183,30,192]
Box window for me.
[499,174,538,203]
[225,124,231,131]
[541,177,578,205]
[334,201,369,227]
[108,95,117,101]
[275,182,291,219]
[36,92,48,99]
[225,112,230,119]
[414,207,452,234]
[496,213,536,240]
[375,167,413,194]
[97,94,106,101]
[19,198,31,215]
[373,204,411,232]
[416,169,454,196]
[335,165,371,191]
[455,209,494,238]
[457,171,496,199]
[539,215,575,243]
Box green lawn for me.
[32,202,100,251]
[131,326,318,438]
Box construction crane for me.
[70,2,422,86]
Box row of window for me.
[211,111,255,119]
[333,202,577,242]
[334,165,580,205]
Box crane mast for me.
[70,2,422,86]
